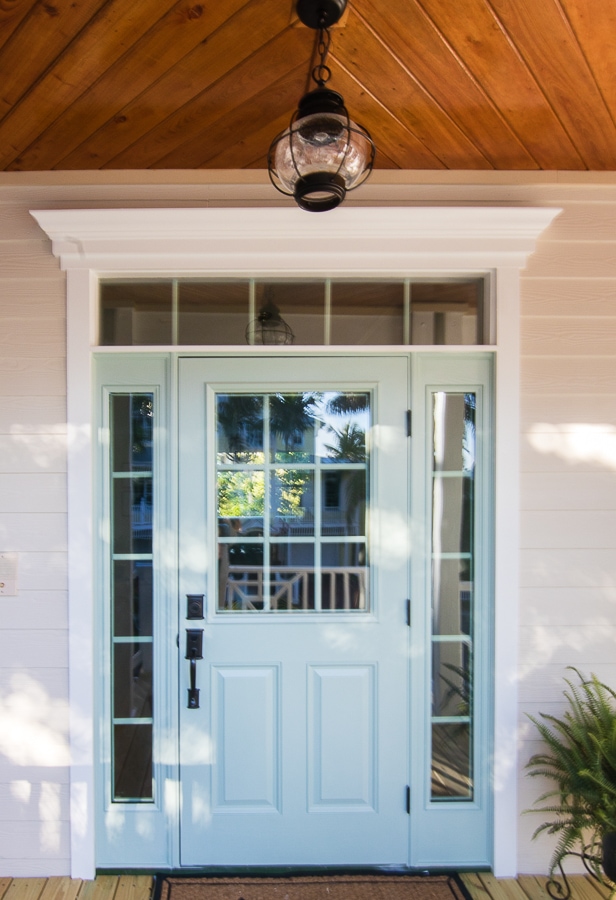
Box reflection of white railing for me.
[223,566,367,612]
[131,500,152,538]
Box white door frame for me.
[31,205,560,879]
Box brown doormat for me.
[154,874,470,900]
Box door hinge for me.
[406,785,411,814]
[406,409,412,437]
[406,599,411,627]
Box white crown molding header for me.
[31,206,560,275]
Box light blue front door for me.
[178,356,411,866]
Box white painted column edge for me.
[67,267,97,880]
[492,265,521,877]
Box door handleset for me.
[185,628,203,709]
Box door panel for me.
[308,665,376,810]
[212,666,280,811]
[178,356,410,867]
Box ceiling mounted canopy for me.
[267,0,375,212]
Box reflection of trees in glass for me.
[131,395,153,462]
[324,423,366,532]
[462,393,476,580]
[324,422,366,463]
[463,393,476,473]
[270,393,320,452]
[274,469,312,520]
[326,392,369,416]
[217,395,263,461]
[218,471,265,517]
[435,659,472,717]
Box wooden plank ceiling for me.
[1,0,615,173]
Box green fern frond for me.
[524,668,616,878]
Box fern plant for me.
[525,667,616,879]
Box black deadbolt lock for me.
[186,594,204,619]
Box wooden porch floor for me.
[0,873,612,900]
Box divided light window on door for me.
[216,390,369,612]
[99,279,487,346]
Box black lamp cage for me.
[267,0,376,212]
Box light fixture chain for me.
[312,24,332,87]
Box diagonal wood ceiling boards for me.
[1,0,615,172]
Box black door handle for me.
[185,628,203,709]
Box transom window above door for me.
[99,278,487,347]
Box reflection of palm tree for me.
[270,393,319,452]
[217,395,262,460]
[324,422,365,462]
[324,423,366,533]
[326,392,369,416]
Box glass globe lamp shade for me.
[245,302,295,345]
[268,88,375,212]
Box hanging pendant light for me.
[246,298,295,345]
[268,0,376,212]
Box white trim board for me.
[32,206,557,273]
[31,205,559,880]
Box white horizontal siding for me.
[0,476,67,513]
[0,359,65,397]
[521,277,616,316]
[522,356,616,392]
[521,317,616,354]
[521,586,616,624]
[519,625,616,666]
[0,319,65,357]
[0,821,70,859]
[0,632,68,669]
[0,243,62,278]
[521,473,616,509]
[0,783,70,822]
[0,594,68,629]
[0,203,70,876]
[521,393,616,428]
[0,514,67,552]
[519,185,616,874]
[15,554,68,592]
[0,436,67,473]
[521,547,616,587]
[0,397,66,434]
[520,511,616,548]
[0,278,66,318]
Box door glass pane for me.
[430,392,475,800]
[113,643,153,718]
[113,560,153,637]
[431,723,472,799]
[109,393,154,802]
[216,395,264,462]
[114,725,153,800]
[271,470,315,535]
[216,391,370,613]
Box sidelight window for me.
[430,391,476,801]
[109,393,155,801]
